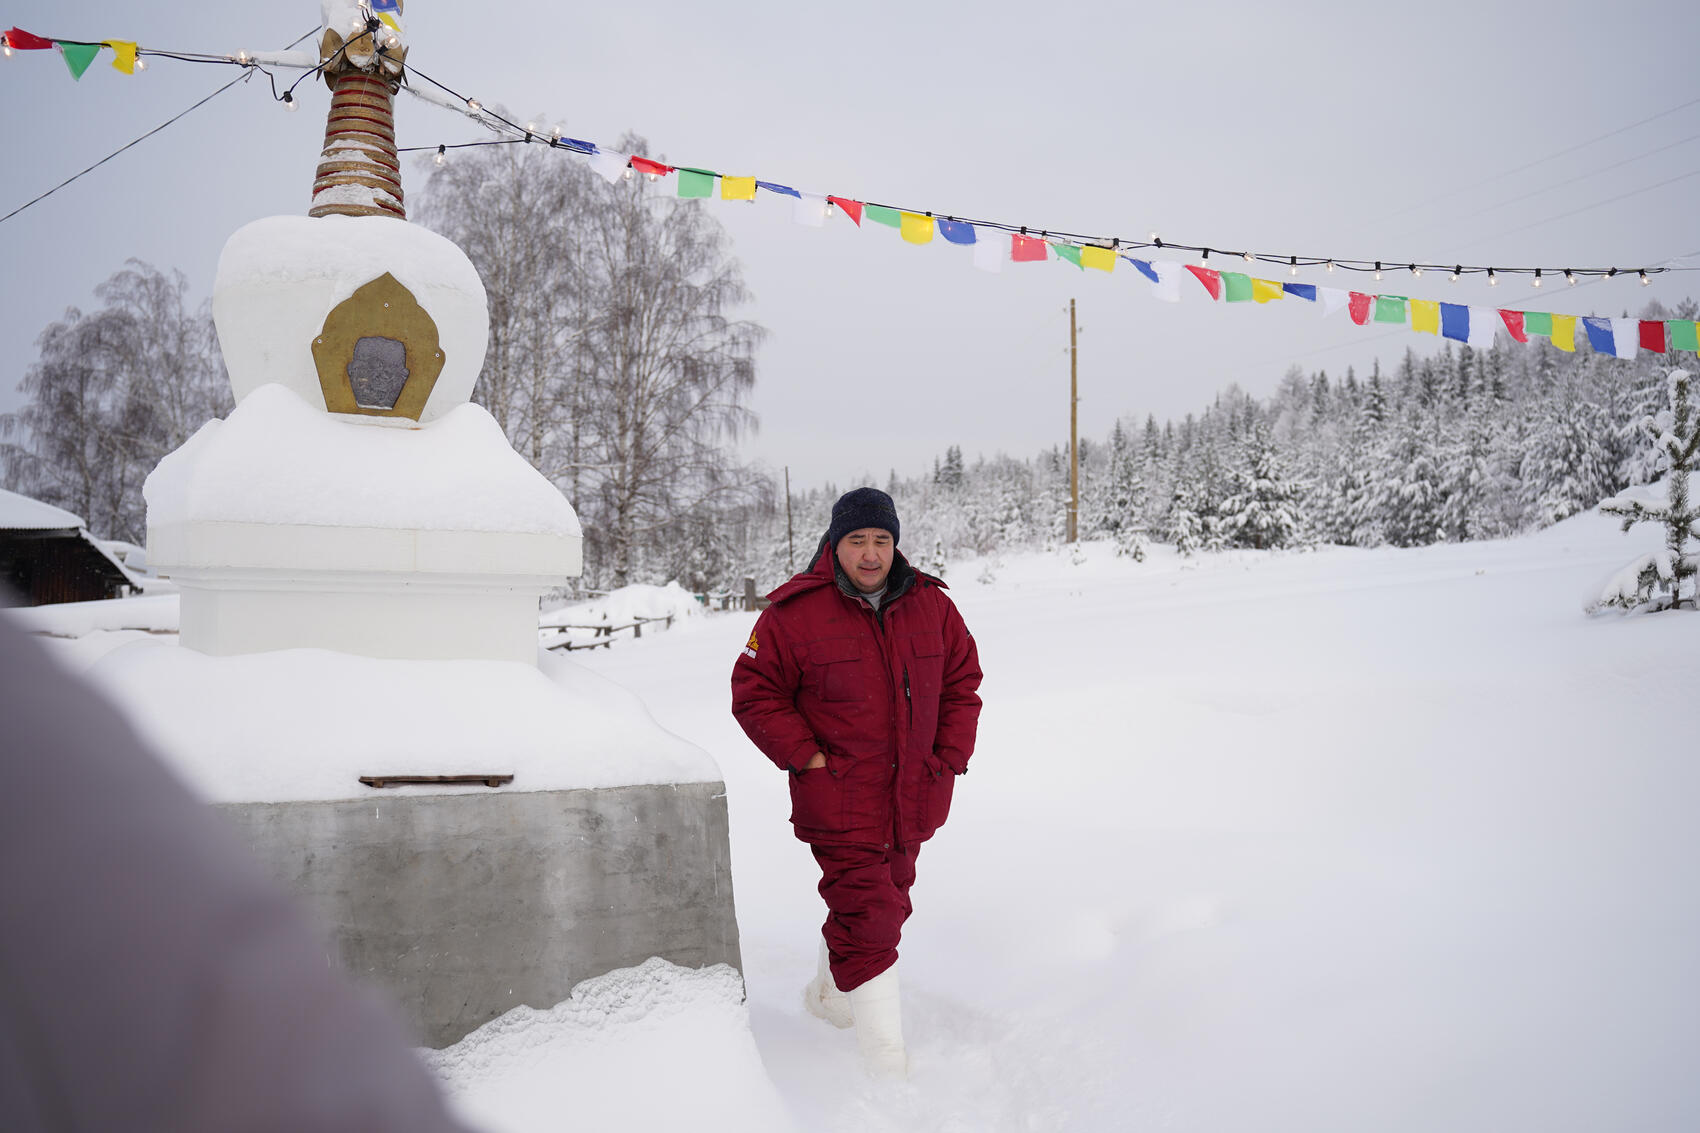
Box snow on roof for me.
[0,487,85,531]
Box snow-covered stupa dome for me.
[214,214,486,425]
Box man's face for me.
[836,527,895,594]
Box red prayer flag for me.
[1011,234,1049,262]
[629,156,674,177]
[1498,309,1528,344]
[1348,292,1372,325]
[4,27,56,49]
[1640,320,1668,353]
[1185,265,1222,299]
[827,196,863,226]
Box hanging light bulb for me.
[1325,260,1335,273]
[1450,265,1461,282]
[1532,269,1543,288]
[1641,270,1651,286]
[1488,269,1498,286]
[1243,251,1254,263]
[1565,269,1577,285]
[282,90,298,111]
[1149,231,1160,246]
[1410,264,1422,278]
[646,172,659,182]
[1373,261,1383,281]
[236,49,251,64]
[466,97,481,112]
[526,121,538,135]
[434,144,446,166]
[622,166,634,182]
[1289,255,1299,277]
[134,56,147,70]
[2,35,12,58]
[383,33,400,50]
[550,126,562,143]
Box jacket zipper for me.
[904,666,912,730]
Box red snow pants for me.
[813,841,922,992]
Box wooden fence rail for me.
[541,613,675,652]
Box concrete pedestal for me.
[217,781,741,1048]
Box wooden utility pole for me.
[784,465,795,571]
[1068,298,1079,543]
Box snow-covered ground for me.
[11,501,1695,1130]
[493,503,1695,1132]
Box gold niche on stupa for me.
[311,273,445,420]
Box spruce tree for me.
[1593,369,1700,612]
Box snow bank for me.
[425,958,793,1133]
[70,639,717,802]
[4,594,180,637]
[0,486,83,530]
[145,384,580,536]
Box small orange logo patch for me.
[742,630,759,660]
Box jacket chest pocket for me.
[905,633,947,697]
[808,637,869,703]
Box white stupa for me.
[145,4,580,664]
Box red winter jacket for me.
[731,541,983,849]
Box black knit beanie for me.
[827,486,900,547]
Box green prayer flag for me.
[1523,310,1553,337]
[1670,320,1699,352]
[1374,296,1408,324]
[61,42,101,80]
[676,168,715,199]
[1053,244,1082,268]
[1222,272,1253,302]
[864,205,901,228]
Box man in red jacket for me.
[731,487,982,1078]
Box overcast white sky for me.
[3,1,1698,492]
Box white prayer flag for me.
[793,193,829,228]
[1150,261,1184,303]
[972,227,1004,273]
[589,151,629,185]
[1466,307,1499,348]
[1611,318,1640,359]
[1319,287,1350,317]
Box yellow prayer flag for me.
[106,41,137,74]
[1411,299,1440,334]
[899,212,934,246]
[1081,245,1116,272]
[378,12,403,32]
[720,176,756,201]
[1251,278,1284,303]
[1552,314,1577,352]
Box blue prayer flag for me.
[1282,283,1317,301]
[1127,258,1161,284]
[1440,303,1470,342]
[1582,317,1615,354]
[756,181,800,198]
[937,219,976,245]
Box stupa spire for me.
[308,1,408,219]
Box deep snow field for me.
[509,504,1697,1133]
[15,502,1697,1131]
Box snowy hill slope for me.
[547,504,1695,1133]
